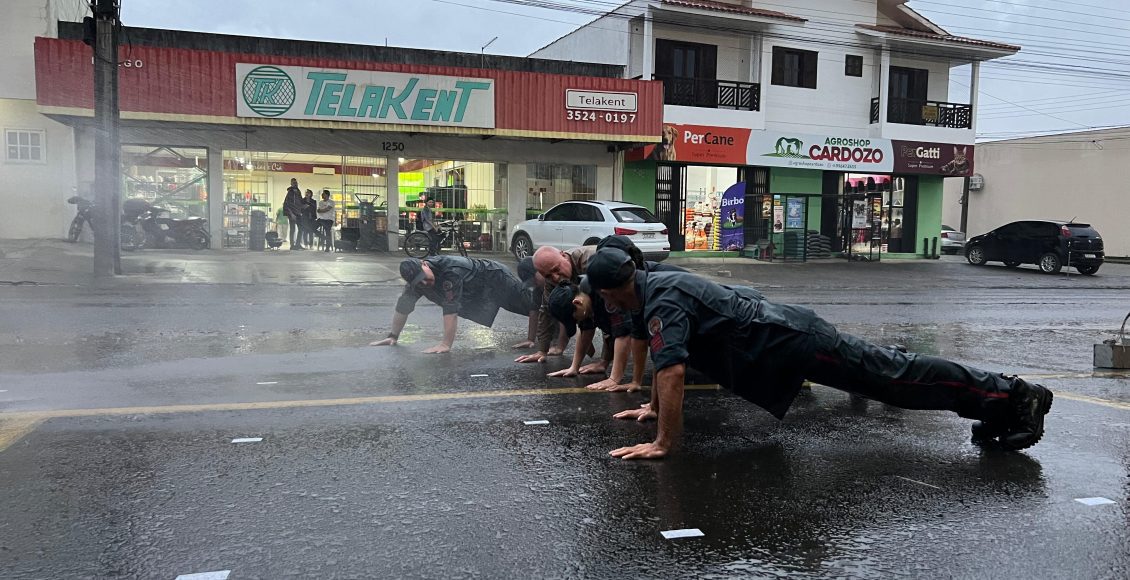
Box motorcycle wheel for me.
[190,231,210,250]
[68,216,85,242]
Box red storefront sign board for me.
[33,38,662,142]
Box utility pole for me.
[92,0,121,276]
[959,176,970,235]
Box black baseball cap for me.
[399,258,426,288]
[597,235,644,268]
[547,283,579,337]
[517,256,537,284]
[585,248,636,290]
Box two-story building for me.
[533,0,1019,260]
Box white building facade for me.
[943,128,1130,258]
[0,0,87,239]
[534,0,1019,259]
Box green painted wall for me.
[622,160,656,210]
[769,167,822,195]
[915,175,944,256]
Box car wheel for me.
[191,231,210,250]
[1038,252,1062,274]
[1004,260,1021,268]
[512,233,533,260]
[966,245,987,266]
[1076,264,1100,276]
[583,237,601,247]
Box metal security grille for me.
[741,167,769,253]
[655,163,685,251]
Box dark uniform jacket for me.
[579,290,644,340]
[395,256,515,327]
[632,270,835,419]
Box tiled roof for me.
[659,0,806,23]
[856,24,1020,52]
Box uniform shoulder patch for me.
[648,317,665,352]
[648,317,663,336]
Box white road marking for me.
[895,476,943,490]
[1075,497,1116,506]
[523,420,550,426]
[470,374,488,378]
[231,437,263,443]
[175,571,231,580]
[256,381,278,385]
[661,528,704,540]
[0,390,7,393]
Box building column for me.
[642,13,654,79]
[506,162,528,250]
[385,156,400,251]
[969,60,981,135]
[207,146,224,249]
[597,163,615,201]
[878,47,891,133]
[758,37,773,98]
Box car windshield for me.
[612,207,658,223]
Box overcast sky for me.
[120,0,1130,141]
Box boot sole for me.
[1001,388,1054,451]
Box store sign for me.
[566,90,637,112]
[719,182,745,251]
[631,125,895,172]
[631,126,977,176]
[892,141,974,176]
[235,64,495,128]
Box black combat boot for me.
[1000,379,1053,451]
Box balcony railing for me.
[654,75,760,111]
[870,97,973,129]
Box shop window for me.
[5,129,45,163]
[771,47,818,89]
[526,163,597,214]
[845,55,863,77]
[122,145,208,219]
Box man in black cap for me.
[546,278,648,391]
[584,247,1054,460]
[370,256,533,353]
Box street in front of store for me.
[1,246,1128,578]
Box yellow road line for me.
[1055,392,1130,412]
[0,385,722,424]
[0,416,45,453]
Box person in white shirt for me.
[316,190,336,252]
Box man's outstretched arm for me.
[610,363,685,460]
[423,313,458,354]
[371,311,409,346]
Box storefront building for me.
[31,25,662,249]
[625,127,973,260]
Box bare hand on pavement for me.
[548,367,579,378]
[547,346,564,356]
[612,403,656,422]
[515,352,546,363]
[370,337,397,347]
[511,340,535,349]
[423,344,451,354]
[578,362,607,375]
[609,441,668,460]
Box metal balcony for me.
[654,75,760,111]
[870,97,973,129]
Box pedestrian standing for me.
[283,178,304,250]
[317,189,336,252]
[302,189,318,248]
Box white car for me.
[510,200,670,260]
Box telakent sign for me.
[236,64,496,128]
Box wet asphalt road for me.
[1,248,1129,579]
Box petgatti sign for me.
[236,64,496,128]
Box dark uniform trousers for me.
[804,319,1017,422]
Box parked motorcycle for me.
[123,198,210,250]
[66,196,95,242]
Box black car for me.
[965,220,1104,275]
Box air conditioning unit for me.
[969,173,985,191]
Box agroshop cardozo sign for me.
[631,124,973,175]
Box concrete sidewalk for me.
[4,238,1130,290]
